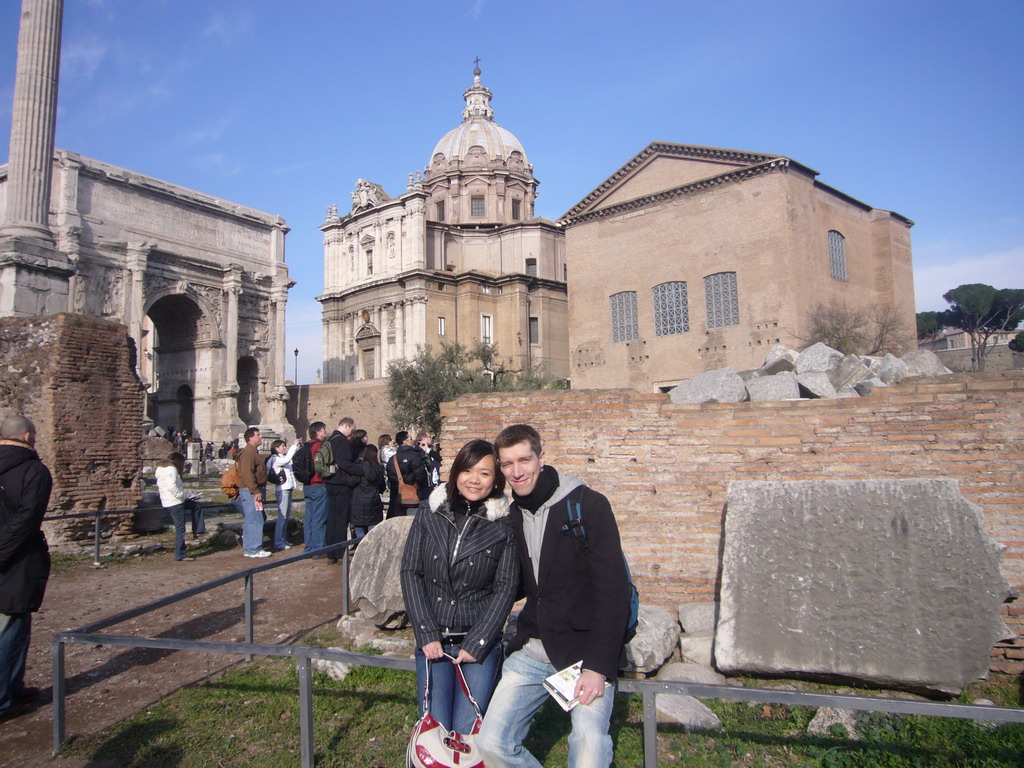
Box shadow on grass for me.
[65,718,184,767]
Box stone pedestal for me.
[0,236,74,317]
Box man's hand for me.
[452,649,477,665]
[573,669,606,707]
[254,496,263,512]
[421,641,444,660]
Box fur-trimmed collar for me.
[427,483,510,521]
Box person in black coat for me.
[0,416,53,720]
[350,444,386,541]
[400,439,518,736]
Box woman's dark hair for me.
[350,428,368,446]
[271,439,286,452]
[363,443,380,467]
[446,439,504,507]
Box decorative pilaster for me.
[125,241,153,364]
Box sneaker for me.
[244,550,272,558]
[176,556,196,562]
[275,543,293,551]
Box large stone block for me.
[876,353,911,385]
[828,354,874,392]
[796,371,837,399]
[669,367,747,404]
[624,604,681,673]
[717,479,1013,694]
[349,516,415,622]
[795,342,844,374]
[902,349,952,377]
[746,371,800,402]
[677,602,718,634]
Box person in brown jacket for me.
[234,427,269,558]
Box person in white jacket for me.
[266,438,303,551]
[154,453,204,562]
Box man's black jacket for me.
[0,440,53,614]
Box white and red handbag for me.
[407,653,485,768]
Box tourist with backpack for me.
[477,424,632,768]
[293,422,329,555]
[266,438,303,551]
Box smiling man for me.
[477,424,631,768]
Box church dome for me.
[429,69,529,167]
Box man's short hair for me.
[0,415,34,440]
[395,430,410,444]
[309,421,326,440]
[339,417,355,429]
[243,426,260,442]
[415,430,431,442]
[494,424,542,457]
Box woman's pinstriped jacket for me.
[400,484,519,657]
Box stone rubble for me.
[669,343,952,404]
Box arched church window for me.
[610,291,638,342]
[704,272,739,329]
[526,258,537,277]
[828,230,847,281]
[653,281,689,336]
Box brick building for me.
[560,142,916,391]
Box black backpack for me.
[265,457,286,486]
[291,443,315,484]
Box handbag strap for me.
[420,652,484,723]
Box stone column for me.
[125,241,153,366]
[0,0,63,243]
[213,265,245,440]
[408,197,426,269]
[0,0,74,318]
[411,295,427,351]
[395,300,406,361]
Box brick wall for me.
[286,379,394,443]
[439,372,1024,670]
[0,314,144,538]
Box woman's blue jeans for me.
[415,641,501,735]
[166,503,188,560]
[274,487,293,549]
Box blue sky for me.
[2,0,1022,383]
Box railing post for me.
[341,544,350,616]
[298,656,315,768]
[643,689,658,768]
[93,510,102,566]
[52,638,66,754]
[244,573,254,661]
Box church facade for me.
[318,70,569,384]
[560,142,915,391]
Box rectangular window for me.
[481,285,491,294]
[610,291,638,342]
[471,196,485,217]
[705,272,739,329]
[438,317,446,336]
[436,201,445,222]
[653,281,689,336]
[529,316,539,344]
[526,258,538,277]
[481,314,493,344]
[511,200,521,220]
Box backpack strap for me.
[560,485,588,550]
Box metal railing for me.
[52,545,1024,768]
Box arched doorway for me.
[237,356,261,424]
[176,383,194,435]
[146,294,209,436]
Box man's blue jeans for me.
[233,488,265,555]
[274,487,293,550]
[303,484,328,553]
[476,650,616,768]
[0,612,31,716]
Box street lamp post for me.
[293,348,298,384]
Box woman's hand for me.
[451,649,477,665]
[421,641,444,660]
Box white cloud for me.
[914,246,1024,312]
[61,37,108,81]
[203,11,254,45]
[185,116,235,144]
[471,0,486,21]
[194,153,245,176]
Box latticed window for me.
[705,272,739,329]
[829,230,847,280]
[471,196,485,217]
[653,281,689,336]
[610,291,638,342]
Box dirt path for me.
[0,532,354,768]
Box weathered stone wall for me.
[0,314,144,536]
[439,371,1024,671]
[933,345,1023,373]
[286,379,393,442]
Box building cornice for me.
[560,157,795,227]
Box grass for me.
[58,651,1024,768]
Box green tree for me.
[385,342,562,436]
[1009,331,1024,354]
[916,310,944,340]
[939,284,1024,371]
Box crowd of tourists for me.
[1,410,634,767]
